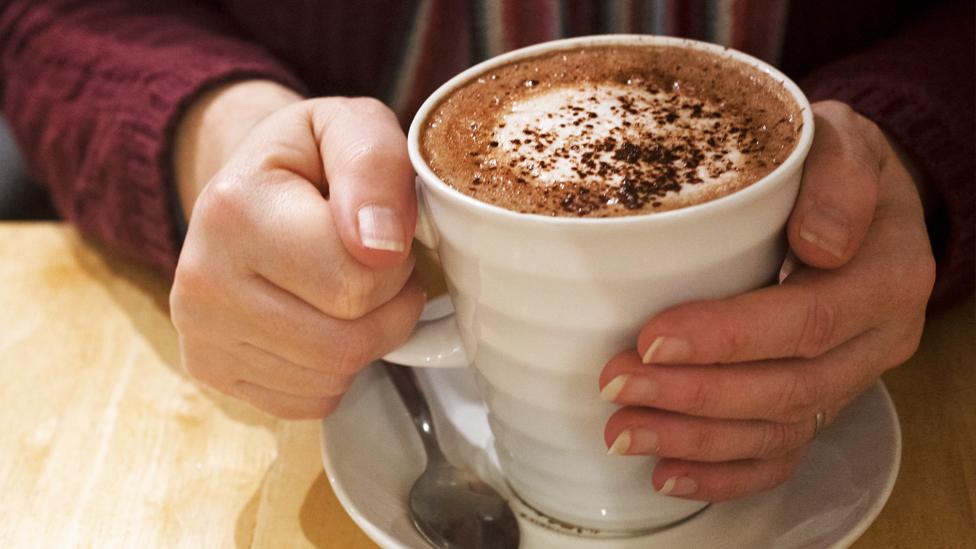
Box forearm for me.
[0,0,305,274]
[174,80,304,219]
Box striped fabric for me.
[384,0,790,122]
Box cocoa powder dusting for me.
[422,45,803,217]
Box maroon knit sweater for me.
[1,0,972,308]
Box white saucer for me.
[322,364,900,549]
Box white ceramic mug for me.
[384,35,815,533]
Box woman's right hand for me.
[169,81,425,419]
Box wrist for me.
[173,80,304,218]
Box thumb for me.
[787,101,881,269]
[311,97,417,269]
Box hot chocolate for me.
[421,45,803,217]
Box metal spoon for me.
[382,361,520,549]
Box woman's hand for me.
[170,81,425,419]
[599,100,936,500]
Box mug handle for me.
[381,182,468,368]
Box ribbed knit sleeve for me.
[0,0,307,275]
[800,0,974,310]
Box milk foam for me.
[494,83,746,199]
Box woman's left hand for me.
[599,100,936,501]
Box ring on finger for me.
[813,410,827,436]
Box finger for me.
[231,380,343,419]
[604,408,813,462]
[181,334,353,400]
[651,450,806,501]
[637,202,923,365]
[787,101,882,268]
[229,272,426,374]
[602,315,921,423]
[179,337,341,418]
[312,97,417,268]
[222,341,354,398]
[172,260,425,377]
[637,269,880,365]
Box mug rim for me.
[407,34,815,226]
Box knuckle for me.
[819,100,876,142]
[795,290,836,358]
[170,265,206,321]
[756,422,805,459]
[196,175,251,234]
[853,112,886,149]
[848,152,881,191]
[906,253,937,306]
[814,101,884,171]
[814,100,857,123]
[168,280,193,334]
[341,136,385,168]
[774,371,821,423]
[328,97,406,158]
[815,99,850,113]
[181,352,221,388]
[688,428,718,459]
[346,96,393,117]
[680,378,714,416]
[889,316,927,367]
[330,327,375,376]
[882,251,935,319]
[718,318,754,363]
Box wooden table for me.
[0,223,972,548]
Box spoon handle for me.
[382,360,447,462]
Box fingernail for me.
[799,204,850,259]
[778,253,797,283]
[642,336,691,364]
[600,375,629,401]
[607,430,631,455]
[600,375,657,403]
[358,205,405,252]
[658,476,698,497]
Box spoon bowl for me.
[409,459,520,548]
[383,361,520,549]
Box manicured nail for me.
[607,430,631,455]
[778,253,797,283]
[600,375,629,401]
[642,336,691,364]
[799,204,850,259]
[658,476,698,497]
[358,205,405,252]
[600,374,657,403]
